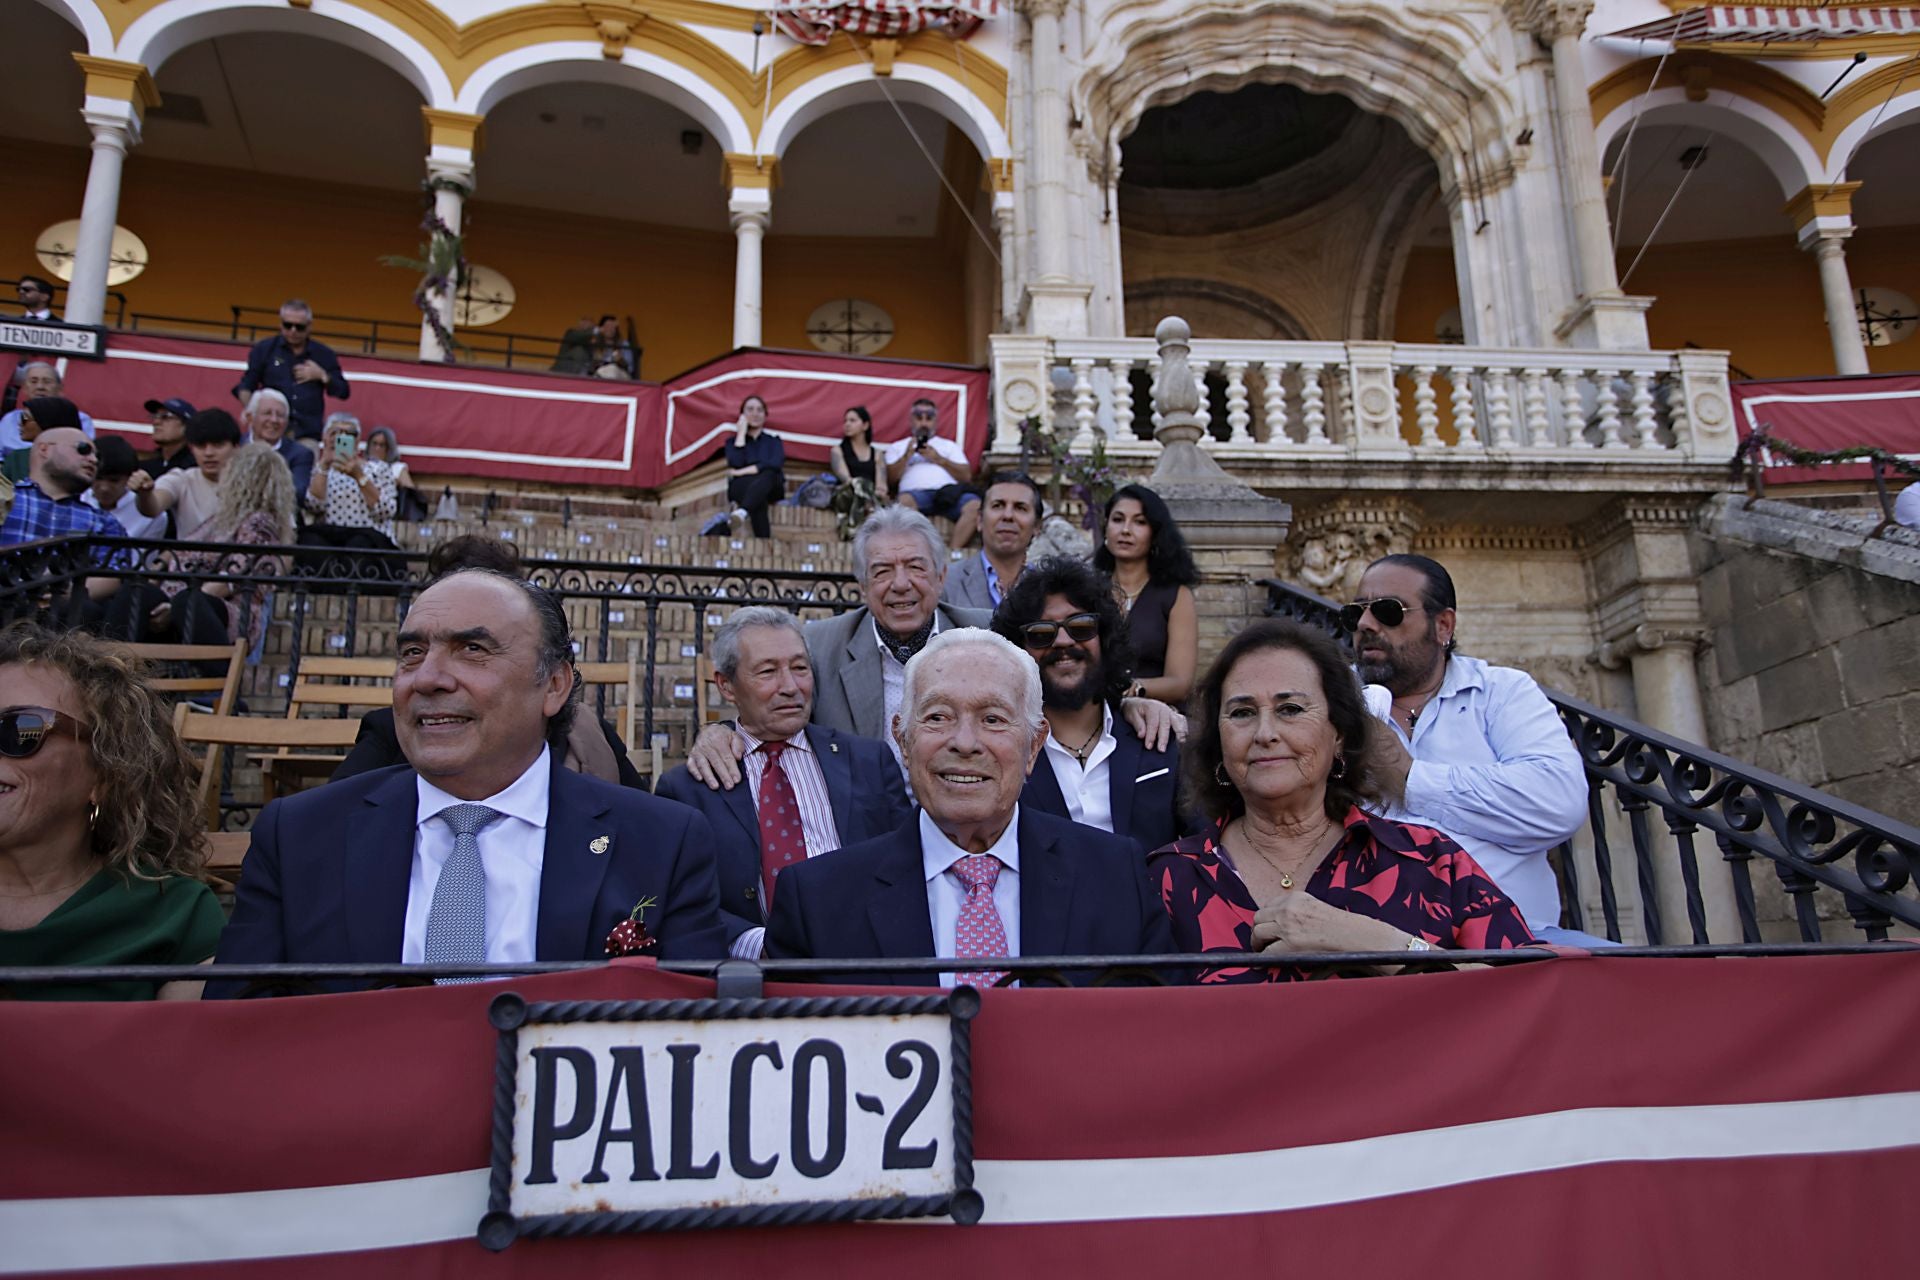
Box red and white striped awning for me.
[1607,5,1920,44]
[770,0,997,47]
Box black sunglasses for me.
[911,409,936,419]
[72,441,94,457]
[0,707,89,758]
[1340,597,1425,630]
[281,320,310,331]
[1017,613,1100,650]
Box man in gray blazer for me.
[943,471,1042,613]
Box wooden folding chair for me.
[577,642,643,763]
[270,656,394,794]
[116,640,248,717]
[203,831,253,884]
[174,705,362,831]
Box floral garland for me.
[1017,415,1124,530]
[380,175,471,363]
[1731,421,1920,481]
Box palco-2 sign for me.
[479,990,981,1246]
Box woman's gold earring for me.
[86,801,101,828]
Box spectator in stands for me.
[993,557,1190,855]
[234,298,349,440]
[83,436,167,540]
[210,569,728,992]
[16,274,56,320]
[685,506,1183,789]
[885,398,980,551]
[364,427,422,522]
[243,388,313,496]
[1095,483,1199,707]
[655,607,911,958]
[765,629,1174,985]
[4,395,90,484]
[139,396,197,479]
[551,315,637,379]
[331,534,646,789]
[1,364,95,457]
[0,428,129,603]
[946,471,1041,610]
[721,395,784,539]
[305,412,397,545]
[1152,620,1535,983]
[127,408,242,537]
[0,627,223,1000]
[1895,483,1920,530]
[1346,554,1597,946]
[107,444,294,652]
[827,405,887,539]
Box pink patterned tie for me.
[949,854,1008,988]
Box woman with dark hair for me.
[721,394,785,539]
[0,627,223,1000]
[1149,619,1534,983]
[827,405,887,539]
[1093,483,1199,706]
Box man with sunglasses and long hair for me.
[991,557,1191,855]
[1343,554,1599,947]
[0,424,130,604]
[233,298,349,441]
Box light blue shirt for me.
[1370,654,1586,930]
[402,747,551,965]
[920,804,1022,986]
[0,408,95,451]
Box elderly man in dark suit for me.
[992,557,1193,855]
[656,606,910,957]
[211,570,727,994]
[765,628,1174,987]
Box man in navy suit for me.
[992,557,1194,855]
[212,570,726,994]
[765,629,1173,987]
[655,606,910,957]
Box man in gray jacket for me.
[943,471,1042,612]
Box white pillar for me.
[1804,229,1870,376]
[729,190,770,349]
[66,106,140,327]
[418,157,473,363]
[994,198,1019,329]
[1016,0,1089,336]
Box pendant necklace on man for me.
[1069,724,1101,763]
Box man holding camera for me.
[884,397,980,552]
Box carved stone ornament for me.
[597,19,633,59]
[1286,496,1425,601]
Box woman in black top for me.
[1093,483,1200,707]
[827,405,887,540]
[723,394,785,538]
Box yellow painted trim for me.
[986,157,1014,193]
[722,152,780,189]
[1690,35,1920,59]
[770,32,1009,129]
[73,54,161,113]
[421,107,484,151]
[1589,51,1826,142]
[1826,53,1920,138]
[1782,181,1862,228]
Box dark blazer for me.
[764,807,1175,986]
[802,603,992,740]
[332,706,644,791]
[654,723,912,946]
[1023,712,1191,855]
[210,754,727,995]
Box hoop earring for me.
[1214,762,1231,788]
[1329,755,1347,782]
[86,801,101,828]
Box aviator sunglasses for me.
[1017,613,1100,650]
[1339,597,1425,630]
[0,707,90,759]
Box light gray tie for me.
[424,803,505,982]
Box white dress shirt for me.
[1367,655,1586,930]
[921,806,1022,987]
[1895,483,1920,531]
[402,747,551,964]
[83,487,168,540]
[731,726,843,961]
[875,611,947,776]
[1040,704,1117,832]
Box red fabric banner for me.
[4,953,1919,1276]
[1,338,988,491]
[1732,372,1920,484]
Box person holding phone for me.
[307,412,396,538]
[719,394,785,539]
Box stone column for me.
[1014,0,1090,336]
[725,155,777,349]
[988,159,1019,329]
[64,57,158,327]
[1784,184,1870,376]
[417,109,482,362]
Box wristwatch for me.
[1404,936,1434,952]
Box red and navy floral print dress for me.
[1150,806,1536,983]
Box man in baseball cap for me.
[139,396,198,479]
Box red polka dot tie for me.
[950,854,1008,988]
[756,742,806,907]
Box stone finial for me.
[1153,315,1205,448]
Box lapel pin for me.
[590,835,611,855]
[831,742,839,753]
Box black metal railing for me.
[1260,577,1920,946]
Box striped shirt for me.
[737,725,842,859]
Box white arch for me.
[1595,88,1825,196]
[118,0,452,108]
[457,44,753,156]
[26,0,114,56]
[1830,86,1920,179]
[759,63,1009,162]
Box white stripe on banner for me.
[6,1092,1920,1272]
[662,367,974,466]
[1736,387,1920,434]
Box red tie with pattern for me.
[950,854,1008,987]
[756,741,807,907]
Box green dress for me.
[0,870,224,1001]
